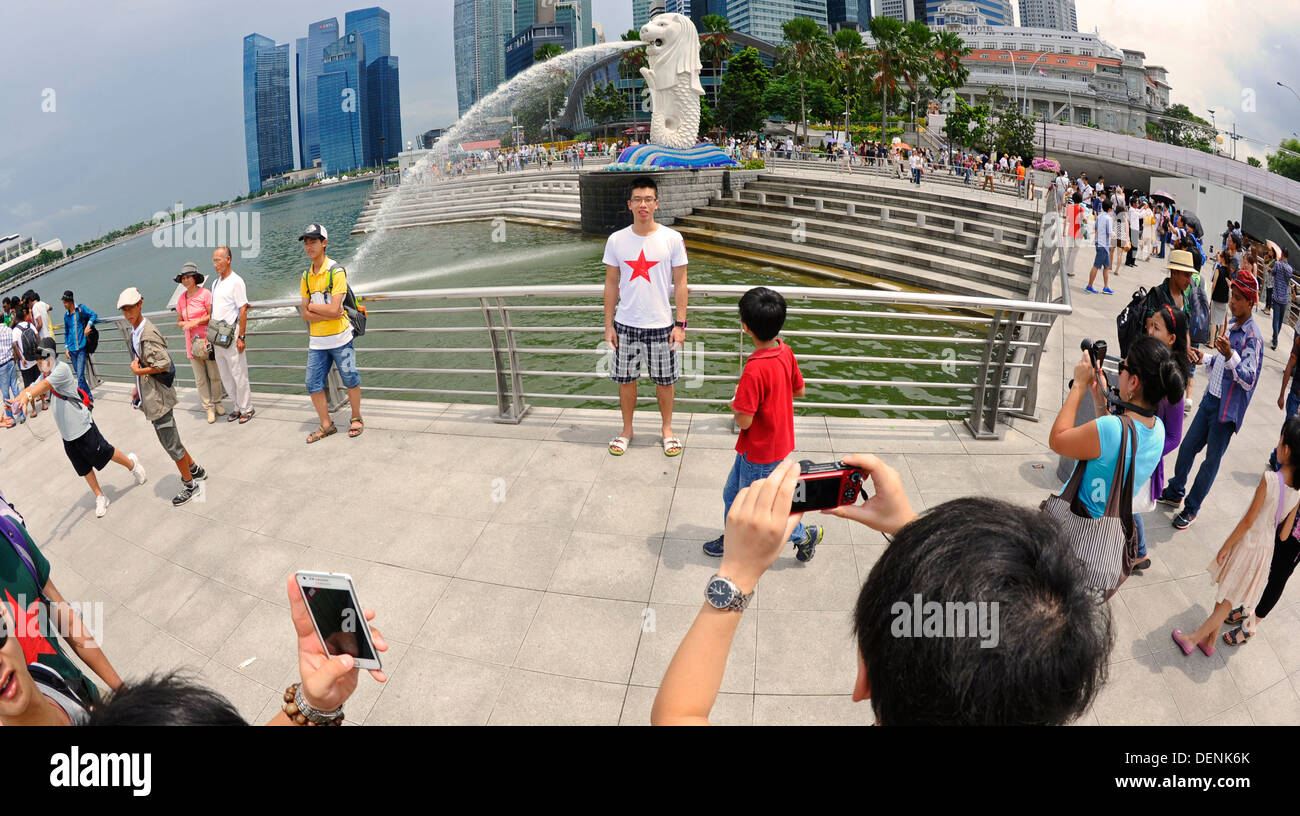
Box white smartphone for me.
[295,571,382,672]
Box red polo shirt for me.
[732,339,803,464]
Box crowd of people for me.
[3,166,1298,728]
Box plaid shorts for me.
[610,321,679,385]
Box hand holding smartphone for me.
[294,571,383,672]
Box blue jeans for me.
[722,452,806,542]
[1270,391,1300,470]
[1166,393,1236,517]
[1135,513,1147,558]
[0,359,19,421]
[305,341,361,394]
[1273,302,1288,347]
[911,168,922,184]
[68,349,91,396]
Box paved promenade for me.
[3,247,1298,726]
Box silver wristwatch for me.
[705,574,753,612]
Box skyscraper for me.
[454,0,514,117]
[345,7,401,166]
[301,18,340,168]
[921,0,1013,25]
[295,36,307,168]
[1017,0,1076,30]
[689,0,731,29]
[726,1,828,45]
[317,31,368,174]
[243,34,294,193]
[515,0,536,34]
[632,0,653,29]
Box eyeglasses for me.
[630,197,657,204]
[1117,360,1131,376]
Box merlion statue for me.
[639,13,704,150]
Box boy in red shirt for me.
[704,288,823,561]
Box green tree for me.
[699,97,716,140]
[931,31,971,93]
[1268,138,1300,182]
[534,42,564,62]
[583,81,627,139]
[1247,156,1262,168]
[1151,103,1214,151]
[944,97,989,149]
[699,14,733,112]
[899,20,935,121]
[830,28,872,143]
[776,17,833,146]
[717,46,770,136]
[619,30,647,79]
[866,15,908,143]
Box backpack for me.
[18,322,38,362]
[49,381,94,412]
[1186,276,1212,345]
[1115,286,1150,358]
[303,262,367,338]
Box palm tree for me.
[698,14,733,114]
[619,29,648,138]
[776,17,834,147]
[866,15,906,142]
[899,20,934,130]
[830,28,870,147]
[932,31,971,92]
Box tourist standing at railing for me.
[175,263,226,424]
[120,288,208,507]
[980,155,994,191]
[1161,271,1263,530]
[603,176,688,458]
[59,290,96,399]
[299,225,363,442]
[1270,249,1294,351]
[1063,192,1084,278]
[7,339,145,517]
[210,247,254,424]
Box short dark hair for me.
[628,176,657,199]
[854,497,1112,725]
[1102,199,1114,212]
[738,286,787,341]
[87,672,249,726]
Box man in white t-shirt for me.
[603,176,688,458]
[210,246,255,423]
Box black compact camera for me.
[1081,337,1107,369]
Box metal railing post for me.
[495,296,531,423]
[965,309,1005,439]
[479,297,511,419]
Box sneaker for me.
[1183,397,1192,415]
[1172,510,1197,530]
[703,535,724,557]
[1156,489,1182,508]
[95,494,109,518]
[1102,287,1115,295]
[1085,286,1099,294]
[794,525,824,562]
[128,453,147,485]
[172,481,198,507]
[189,464,207,481]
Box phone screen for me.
[791,476,847,513]
[302,585,376,662]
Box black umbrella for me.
[1181,210,1204,239]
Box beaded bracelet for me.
[282,683,344,726]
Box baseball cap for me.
[116,287,144,309]
[298,223,328,241]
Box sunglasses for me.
[1117,360,1132,376]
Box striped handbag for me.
[1041,415,1140,594]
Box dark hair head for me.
[1282,416,1300,488]
[628,176,657,199]
[1146,303,1189,369]
[1102,199,1113,212]
[86,672,249,726]
[854,497,1112,725]
[1072,191,1082,204]
[1124,334,1185,408]
[738,286,787,341]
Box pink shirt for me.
[177,287,212,359]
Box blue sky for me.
[1,0,1295,247]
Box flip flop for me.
[661,436,683,457]
[1170,629,1195,656]
[608,436,629,456]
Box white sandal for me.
[608,436,630,456]
[661,436,683,457]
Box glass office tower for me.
[453,0,514,117]
[365,56,402,163]
[317,32,368,174]
[302,18,341,168]
[243,34,293,193]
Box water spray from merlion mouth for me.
[346,39,646,280]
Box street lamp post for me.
[1207,108,1217,154]
[1022,52,1051,116]
[1279,81,1300,105]
[996,50,1020,113]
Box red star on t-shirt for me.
[625,249,655,283]
[4,588,57,665]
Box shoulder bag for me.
[1041,415,1141,595]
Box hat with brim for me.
[174,262,205,285]
[37,337,57,360]
[116,287,144,309]
[1167,249,1196,274]
[298,223,328,241]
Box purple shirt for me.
[1149,397,1185,501]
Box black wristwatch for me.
[674,320,687,329]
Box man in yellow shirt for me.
[298,224,363,442]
